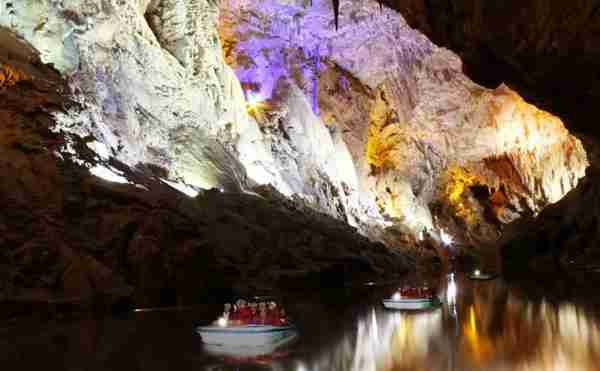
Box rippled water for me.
[3,275,600,371]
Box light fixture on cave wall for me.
[243,86,270,121]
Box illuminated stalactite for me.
[0,63,28,90]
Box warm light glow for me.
[474,269,481,276]
[392,292,401,301]
[245,91,270,120]
[443,167,479,225]
[366,92,404,171]
[0,63,29,89]
[463,305,494,364]
[217,317,228,327]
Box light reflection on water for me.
[294,275,600,371]
[3,276,600,371]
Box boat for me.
[196,323,298,349]
[382,293,440,310]
[467,269,497,280]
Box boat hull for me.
[382,298,437,310]
[468,273,497,280]
[196,325,297,348]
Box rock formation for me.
[219,0,588,245]
[0,28,410,308]
[375,0,600,273]
[0,0,593,296]
[379,0,600,138]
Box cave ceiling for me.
[372,0,600,138]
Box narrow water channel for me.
[3,274,600,371]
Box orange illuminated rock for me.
[0,63,28,89]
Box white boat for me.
[382,293,439,310]
[196,324,297,349]
[468,270,497,280]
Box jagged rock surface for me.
[378,0,600,270]
[220,0,588,244]
[501,166,600,275]
[0,0,392,239]
[0,32,410,308]
[381,0,600,138]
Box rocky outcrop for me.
[381,0,600,139]
[0,31,410,309]
[501,165,600,275]
[0,0,398,240]
[0,0,282,191]
[220,0,588,244]
[374,1,600,270]
[0,0,592,282]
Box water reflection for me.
[3,276,600,371]
[299,275,600,371]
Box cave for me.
[1,0,600,369]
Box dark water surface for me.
[3,274,600,371]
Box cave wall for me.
[0,0,590,249]
[0,28,412,304]
[0,0,388,237]
[379,0,600,139]
[375,0,600,272]
[376,0,600,277]
[219,0,588,244]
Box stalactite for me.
[332,0,340,30]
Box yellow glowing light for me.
[0,63,29,89]
[463,305,495,364]
[474,269,481,276]
[392,292,401,301]
[366,91,404,171]
[217,317,227,327]
[245,99,270,122]
[443,167,480,225]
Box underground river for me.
[3,274,600,371]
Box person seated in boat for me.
[423,285,432,298]
[247,302,258,324]
[237,299,252,324]
[401,286,409,297]
[257,302,268,325]
[279,307,288,324]
[228,303,240,324]
[266,301,280,325]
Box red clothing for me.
[238,307,252,323]
[229,310,239,321]
[266,310,281,326]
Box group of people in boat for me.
[220,299,288,326]
[396,285,434,299]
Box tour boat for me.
[468,269,497,280]
[382,293,439,310]
[196,323,298,349]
